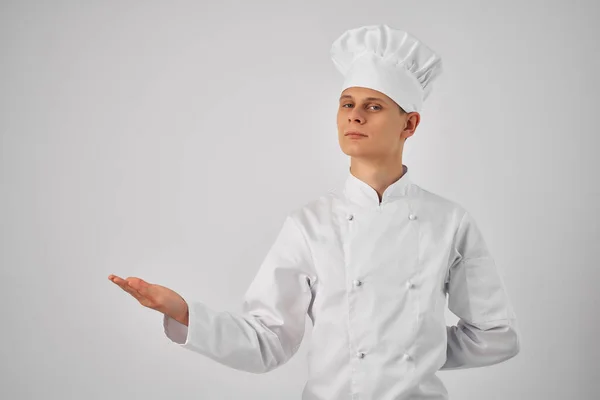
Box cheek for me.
[373,128,397,147]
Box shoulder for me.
[283,187,342,230]
[292,189,337,216]
[409,183,467,221]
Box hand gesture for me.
[108,275,189,326]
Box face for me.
[337,86,420,161]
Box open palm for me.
[108,274,189,325]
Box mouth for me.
[345,131,368,137]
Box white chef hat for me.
[330,24,443,113]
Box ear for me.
[400,130,416,141]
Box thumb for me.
[134,279,165,302]
[128,277,150,294]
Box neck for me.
[349,157,406,204]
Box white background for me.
[1,0,598,399]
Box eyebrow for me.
[339,94,388,104]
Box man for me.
[109,24,520,399]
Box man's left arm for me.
[440,209,521,370]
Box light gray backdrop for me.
[1,0,598,399]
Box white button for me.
[353,279,363,287]
[357,352,365,359]
[347,214,354,221]
[403,353,411,361]
[406,280,414,289]
[408,214,417,220]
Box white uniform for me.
[163,164,521,399]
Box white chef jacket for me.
[163,164,521,399]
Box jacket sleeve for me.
[440,210,521,370]
[162,214,316,374]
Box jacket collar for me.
[343,164,412,208]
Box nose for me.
[347,108,365,124]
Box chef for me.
[110,24,521,400]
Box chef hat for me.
[330,24,443,113]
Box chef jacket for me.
[163,164,521,399]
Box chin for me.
[340,147,370,158]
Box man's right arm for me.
[163,214,317,374]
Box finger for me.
[128,277,151,296]
[110,275,134,289]
[110,275,158,309]
[126,277,144,291]
[126,278,157,308]
[109,274,128,285]
[111,276,145,301]
[125,281,144,299]
[109,275,126,286]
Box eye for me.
[340,103,381,110]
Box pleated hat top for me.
[330,24,443,113]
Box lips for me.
[345,131,367,137]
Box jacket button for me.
[408,214,417,220]
[357,352,365,359]
[353,279,363,287]
[406,280,414,289]
[403,353,411,361]
[347,214,354,221]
